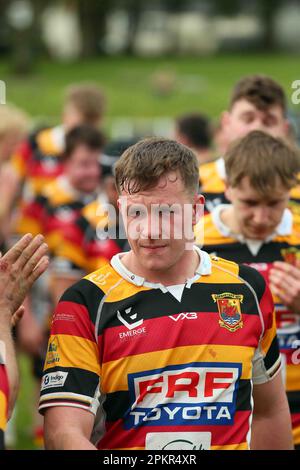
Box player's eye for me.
[128,207,146,218]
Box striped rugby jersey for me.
[197,206,300,446]
[39,247,281,450]
[11,126,65,201]
[52,199,126,278]
[15,175,98,254]
[0,341,9,450]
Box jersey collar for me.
[215,157,226,180]
[110,245,212,289]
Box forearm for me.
[45,428,97,450]
[251,405,294,450]
[0,311,19,417]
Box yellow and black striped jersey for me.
[52,199,126,277]
[39,247,280,450]
[11,125,65,200]
[198,206,300,446]
[15,176,98,254]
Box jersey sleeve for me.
[39,280,102,416]
[10,140,32,180]
[0,341,9,448]
[51,218,89,277]
[239,265,282,385]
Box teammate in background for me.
[49,140,135,305]
[15,125,105,447]
[41,138,292,450]
[16,125,106,250]
[0,234,49,449]
[174,112,214,165]
[196,130,300,448]
[0,83,106,237]
[200,75,290,213]
[0,104,30,247]
[50,176,127,306]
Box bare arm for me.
[251,372,293,450]
[0,309,18,418]
[44,407,96,450]
[0,234,49,414]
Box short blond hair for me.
[0,104,30,139]
[64,82,106,124]
[225,130,300,196]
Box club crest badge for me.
[212,293,244,332]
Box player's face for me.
[119,172,202,273]
[226,176,290,240]
[66,144,101,193]
[222,99,288,148]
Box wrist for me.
[0,304,13,325]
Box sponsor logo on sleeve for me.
[41,371,68,390]
[125,362,241,429]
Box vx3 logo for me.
[169,312,198,322]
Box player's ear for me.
[193,193,205,226]
[221,111,230,130]
[224,179,233,202]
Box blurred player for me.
[0,104,29,247]
[0,83,106,238]
[174,112,214,165]
[196,130,300,448]
[15,125,105,447]
[200,75,290,213]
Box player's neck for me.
[121,249,200,286]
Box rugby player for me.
[174,112,213,165]
[40,138,292,450]
[196,130,300,448]
[200,75,290,213]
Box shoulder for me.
[211,256,266,300]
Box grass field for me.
[1,54,300,127]
[2,53,299,449]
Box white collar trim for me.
[110,245,212,289]
[216,157,226,180]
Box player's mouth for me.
[140,244,168,252]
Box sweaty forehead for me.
[231,99,283,118]
[121,172,187,201]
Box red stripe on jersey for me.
[22,200,45,219]
[0,365,9,420]
[16,140,32,165]
[98,410,251,449]
[86,239,122,261]
[28,160,64,179]
[63,223,85,247]
[44,211,82,234]
[101,313,261,363]
[51,301,96,342]
[292,413,300,429]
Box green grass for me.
[0,54,299,128]
[2,53,299,449]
